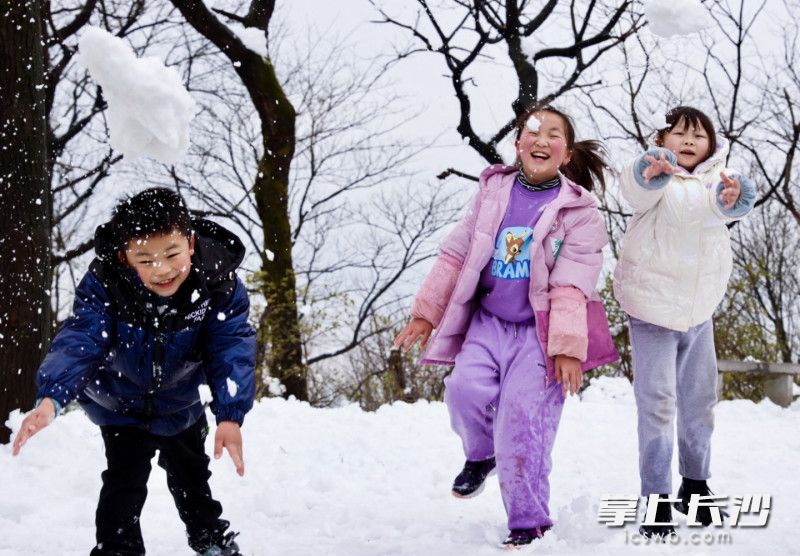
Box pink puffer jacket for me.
[411,164,618,381]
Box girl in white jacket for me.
[613,106,756,539]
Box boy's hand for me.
[554,355,583,396]
[393,317,434,353]
[12,398,56,456]
[214,421,244,477]
[642,151,680,183]
[719,172,741,209]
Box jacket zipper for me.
[143,322,165,427]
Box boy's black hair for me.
[111,187,192,251]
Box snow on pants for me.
[629,316,718,497]
[444,307,565,530]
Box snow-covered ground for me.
[2,377,797,555]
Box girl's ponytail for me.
[562,140,610,194]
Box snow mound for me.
[78,27,197,164]
[3,388,797,554]
[643,0,711,38]
[580,375,635,405]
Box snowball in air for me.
[77,27,197,164]
[643,0,711,38]
[526,115,541,132]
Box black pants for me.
[90,415,228,555]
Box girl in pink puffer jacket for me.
[394,104,618,548]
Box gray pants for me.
[629,316,718,496]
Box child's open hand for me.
[719,172,741,209]
[554,355,583,396]
[12,398,56,456]
[393,317,434,353]
[642,151,680,183]
[214,421,245,477]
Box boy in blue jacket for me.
[12,188,256,556]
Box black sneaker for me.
[451,456,496,498]
[673,477,727,526]
[196,531,241,556]
[501,526,550,549]
[638,494,676,540]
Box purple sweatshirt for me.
[478,179,561,322]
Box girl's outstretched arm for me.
[709,170,756,221]
[620,148,679,212]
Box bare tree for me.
[165,0,309,399]
[370,0,644,167]
[726,201,799,363]
[0,0,50,443]
[311,181,467,408]
[158,2,470,401]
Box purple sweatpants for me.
[444,308,565,529]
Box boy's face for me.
[123,229,195,297]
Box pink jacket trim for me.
[546,286,588,361]
[411,253,462,328]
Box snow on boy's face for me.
[124,229,194,297]
[515,111,571,184]
[659,116,711,172]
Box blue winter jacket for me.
[36,219,256,435]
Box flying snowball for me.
[78,27,197,164]
[643,0,711,38]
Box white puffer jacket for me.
[613,139,756,331]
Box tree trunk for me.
[253,100,306,399]
[167,0,307,400]
[0,0,51,443]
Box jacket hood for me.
[692,135,730,175]
[94,217,244,278]
[189,218,246,287]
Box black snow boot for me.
[451,456,496,498]
[196,531,241,556]
[501,526,550,549]
[639,494,676,540]
[673,477,726,526]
